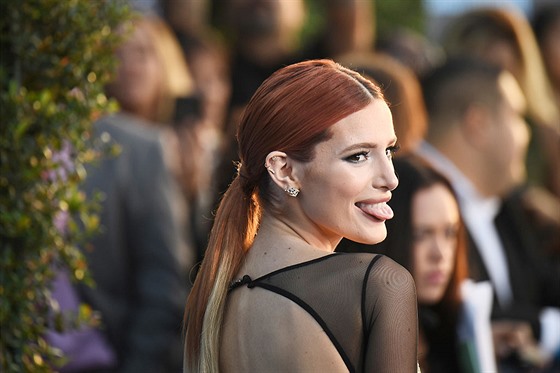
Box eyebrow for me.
[341,138,398,153]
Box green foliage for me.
[299,0,426,46]
[0,0,130,371]
[376,0,426,37]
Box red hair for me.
[183,59,384,370]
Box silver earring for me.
[285,186,300,197]
[265,156,278,174]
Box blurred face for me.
[326,0,374,55]
[485,72,529,196]
[228,0,304,38]
[412,184,460,305]
[294,100,399,246]
[189,48,231,129]
[109,23,163,119]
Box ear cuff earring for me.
[285,186,300,197]
[265,156,278,174]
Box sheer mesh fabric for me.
[229,253,418,372]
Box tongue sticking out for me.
[358,202,394,221]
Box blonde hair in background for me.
[135,14,195,124]
[444,6,560,130]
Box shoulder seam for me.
[361,255,384,337]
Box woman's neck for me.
[238,216,337,279]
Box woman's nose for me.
[377,157,398,191]
[428,238,446,261]
[386,167,399,191]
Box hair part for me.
[336,52,428,154]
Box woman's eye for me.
[445,227,458,239]
[413,230,429,243]
[385,145,400,160]
[346,151,370,163]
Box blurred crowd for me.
[52,0,560,372]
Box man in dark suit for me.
[417,57,560,371]
[76,112,193,372]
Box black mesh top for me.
[229,253,418,372]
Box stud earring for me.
[285,186,300,197]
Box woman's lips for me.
[425,271,447,285]
[356,202,394,221]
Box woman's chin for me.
[347,227,387,246]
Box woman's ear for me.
[265,151,300,192]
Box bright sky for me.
[423,0,533,16]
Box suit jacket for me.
[466,187,560,340]
[78,113,191,373]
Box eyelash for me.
[386,145,400,160]
[346,151,370,163]
[346,145,400,163]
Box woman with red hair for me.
[183,59,418,372]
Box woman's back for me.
[221,252,417,372]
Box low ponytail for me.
[184,175,261,372]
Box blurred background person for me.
[212,0,308,207]
[422,0,533,43]
[417,56,560,372]
[60,12,198,372]
[442,6,560,199]
[107,14,195,126]
[160,0,231,137]
[160,0,210,39]
[381,155,495,373]
[106,13,219,265]
[172,33,231,264]
[375,27,445,79]
[532,2,560,119]
[77,111,189,373]
[304,0,376,59]
[158,0,233,262]
[219,0,306,113]
[529,3,560,268]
